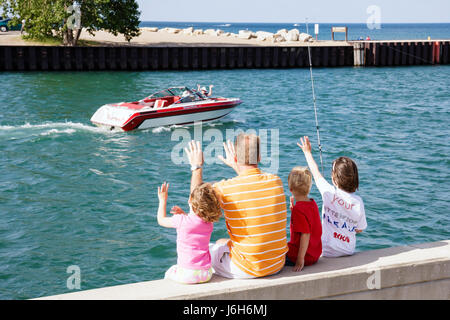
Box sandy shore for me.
[0,28,351,47]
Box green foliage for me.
[0,0,141,46]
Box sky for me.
[136,0,450,23]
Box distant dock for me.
[0,40,448,71]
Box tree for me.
[0,0,141,46]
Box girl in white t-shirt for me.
[297,136,367,257]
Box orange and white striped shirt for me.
[213,168,288,277]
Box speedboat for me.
[90,87,242,131]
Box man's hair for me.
[332,157,359,193]
[234,133,260,165]
[190,183,222,223]
[288,166,312,196]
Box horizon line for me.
[139,20,450,24]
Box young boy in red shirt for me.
[286,166,322,271]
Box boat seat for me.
[155,99,166,108]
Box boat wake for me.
[0,121,112,137]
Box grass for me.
[22,35,102,46]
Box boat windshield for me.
[148,87,207,102]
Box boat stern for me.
[90,104,138,130]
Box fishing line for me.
[305,20,324,175]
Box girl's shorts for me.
[164,265,213,284]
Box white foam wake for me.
[0,121,112,135]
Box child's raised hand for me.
[157,182,169,203]
[170,206,186,215]
[184,140,204,168]
[297,136,312,154]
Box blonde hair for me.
[288,166,312,196]
[190,183,222,223]
[234,133,260,165]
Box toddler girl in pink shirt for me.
[157,182,222,284]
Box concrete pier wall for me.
[1,41,448,71]
[37,240,450,300]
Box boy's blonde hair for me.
[190,183,222,223]
[288,166,312,196]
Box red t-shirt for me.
[287,199,322,265]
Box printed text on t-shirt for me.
[334,232,350,243]
[331,194,355,210]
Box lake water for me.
[140,21,450,41]
[0,65,449,299]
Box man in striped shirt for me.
[185,133,288,278]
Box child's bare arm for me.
[294,233,310,272]
[157,182,173,228]
[297,136,324,184]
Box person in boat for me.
[181,89,195,103]
[197,84,214,97]
[185,134,288,279]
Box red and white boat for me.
[90,87,242,131]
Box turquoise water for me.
[1,66,449,299]
[141,22,450,41]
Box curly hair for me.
[190,183,222,223]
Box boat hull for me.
[91,99,241,131]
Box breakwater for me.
[0,41,448,71]
[37,240,450,300]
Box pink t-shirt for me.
[170,212,213,270]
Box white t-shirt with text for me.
[316,177,367,257]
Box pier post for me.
[353,42,364,66]
[245,47,253,68]
[237,47,244,68]
[280,48,288,68]
[400,42,408,65]
[86,47,95,70]
[272,47,279,68]
[423,42,430,65]
[228,47,236,69]
[442,41,449,64]
[338,47,345,66]
[29,47,37,70]
[192,47,199,69]
[97,47,105,70]
[75,47,83,70]
[415,42,422,65]
[130,47,138,70]
[171,47,179,70]
[17,47,25,70]
[182,47,190,69]
[219,48,227,69]
[210,47,217,69]
[162,48,169,69]
[4,46,12,70]
[201,47,208,69]
[140,47,148,70]
[255,47,262,68]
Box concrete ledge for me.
[38,240,450,300]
